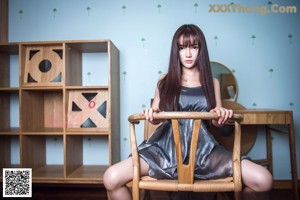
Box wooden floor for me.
[1,184,299,200]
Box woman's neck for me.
[181,68,201,87]
[182,67,198,76]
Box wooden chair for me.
[128,112,243,200]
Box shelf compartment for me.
[66,135,109,180]
[66,89,109,132]
[66,165,109,183]
[21,135,64,180]
[20,43,64,87]
[32,165,65,183]
[0,43,19,88]
[65,41,109,87]
[0,89,20,133]
[0,135,21,179]
[21,89,63,133]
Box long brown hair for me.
[158,24,216,111]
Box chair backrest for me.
[171,117,201,184]
[129,112,243,185]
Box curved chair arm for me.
[128,111,243,123]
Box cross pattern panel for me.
[67,90,109,130]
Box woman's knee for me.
[253,169,273,191]
[242,160,273,192]
[103,166,122,191]
[103,158,134,191]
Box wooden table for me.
[234,110,298,199]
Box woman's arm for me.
[142,75,165,124]
[213,78,222,108]
[210,78,233,126]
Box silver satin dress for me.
[138,86,234,180]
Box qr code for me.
[3,168,32,198]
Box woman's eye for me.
[192,45,199,50]
[178,46,184,50]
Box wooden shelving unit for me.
[0,40,120,184]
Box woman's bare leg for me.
[103,157,149,200]
[241,159,273,199]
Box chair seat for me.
[139,176,235,192]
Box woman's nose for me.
[185,48,192,57]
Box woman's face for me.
[178,35,199,69]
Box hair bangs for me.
[178,30,200,47]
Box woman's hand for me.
[210,107,233,126]
[142,108,161,124]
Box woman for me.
[103,24,273,200]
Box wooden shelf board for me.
[0,127,20,134]
[33,165,64,179]
[0,164,21,170]
[66,41,108,53]
[0,87,19,91]
[21,86,63,91]
[22,128,64,135]
[66,130,109,135]
[65,86,109,90]
[67,165,108,180]
[32,178,103,184]
[0,43,19,54]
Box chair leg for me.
[234,191,241,200]
[106,191,111,200]
[216,192,230,200]
[141,189,151,200]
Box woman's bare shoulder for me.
[158,74,166,80]
[213,77,220,85]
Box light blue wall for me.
[8,0,300,180]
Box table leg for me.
[266,125,273,174]
[288,115,298,200]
